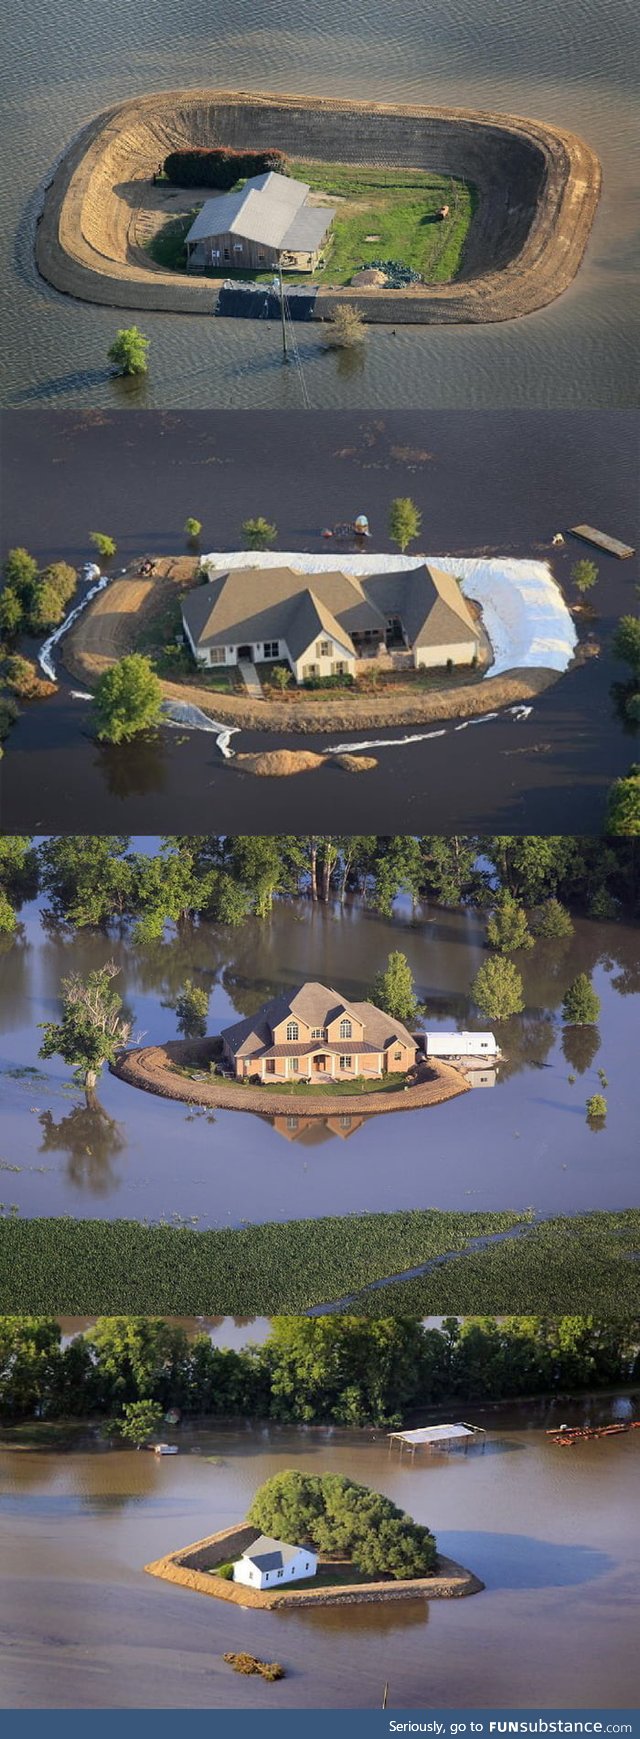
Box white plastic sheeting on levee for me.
[199,551,577,676]
[160,699,238,757]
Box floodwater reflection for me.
[0,895,637,1223]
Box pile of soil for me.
[234,749,377,776]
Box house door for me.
[237,644,253,661]
[313,1055,328,1073]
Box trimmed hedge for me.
[163,148,289,189]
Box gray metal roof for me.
[242,1534,311,1571]
[281,204,337,253]
[185,171,333,253]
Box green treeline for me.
[1,834,638,936]
[1,1315,638,1428]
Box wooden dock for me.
[548,1420,640,1446]
[569,524,636,559]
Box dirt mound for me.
[234,749,326,776]
[331,752,377,771]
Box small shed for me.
[389,1423,486,1457]
[233,1535,317,1590]
[423,1031,499,1058]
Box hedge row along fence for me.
[163,147,289,188]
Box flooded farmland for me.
[1,1396,638,1708]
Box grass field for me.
[147,159,474,285]
[1,1208,638,1314]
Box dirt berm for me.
[145,1521,484,1607]
[35,88,601,323]
[112,1039,470,1117]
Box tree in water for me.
[38,962,132,1092]
[486,891,534,953]
[562,973,601,1025]
[170,979,210,1039]
[388,497,422,553]
[108,327,150,376]
[371,950,420,1025]
[472,956,525,1020]
[92,654,163,744]
[112,1400,163,1447]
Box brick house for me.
[219,982,418,1083]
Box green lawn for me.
[146,159,474,286]
[2,1208,639,1314]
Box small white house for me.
[423,1031,499,1058]
[233,1535,318,1591]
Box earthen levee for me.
[144,1521,484,1606]
[112,1038,470,1116]
[34,88,601,323]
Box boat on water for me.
[152,1442,179,1455]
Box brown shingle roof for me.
[221,982,417,1057]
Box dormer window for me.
[286,1021,299,1041]
[339,1018,352,1039]
[311,1027,324,1039]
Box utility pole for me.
[277,256,289,361]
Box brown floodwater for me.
[0,886,638,1224]
[1,1397,639,1709]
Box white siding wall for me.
[288,636,355,684]
[414,640,478,669]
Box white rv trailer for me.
[423,1031,499,1058]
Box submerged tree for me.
[486,891,534,954]
[471,956,525,1020]
[562,973,601,1025]
[92,654,163,744]
[107,326,150,376]
[38,962,132,1092]
[171,979,210,1039]
[388,497,422,553]
[571,559,599,597]
[321,304,366,349]
[371,950,420,1026]
[242,516,277,550]
[112,1399,163,1447]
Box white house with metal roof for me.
[233,1535,318,1590]
[184,171,336,273]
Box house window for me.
[339,1019,352,1039]
[303,663,319,679]
[265,1059,275,1074]
[339,1055,353,1070]
[287,1117,299,1130]
[209,647,225,665]
[311,1027,324,1039]
[277,1569,283,1579]
[291,1057,299,1074]
[335,661,347,675]
[317,639,331,657]
[286,1021,299,1041]
[223,247,230,260]
[339,1116,352,1129]
[394,1049,402,1061]
[263,640,279,659]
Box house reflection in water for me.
[267,1113,368,1144]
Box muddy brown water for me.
[0,887,638,1225]
[1,1399,639,1708]
[2,0,639,410]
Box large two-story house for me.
[219,982,418,1083]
